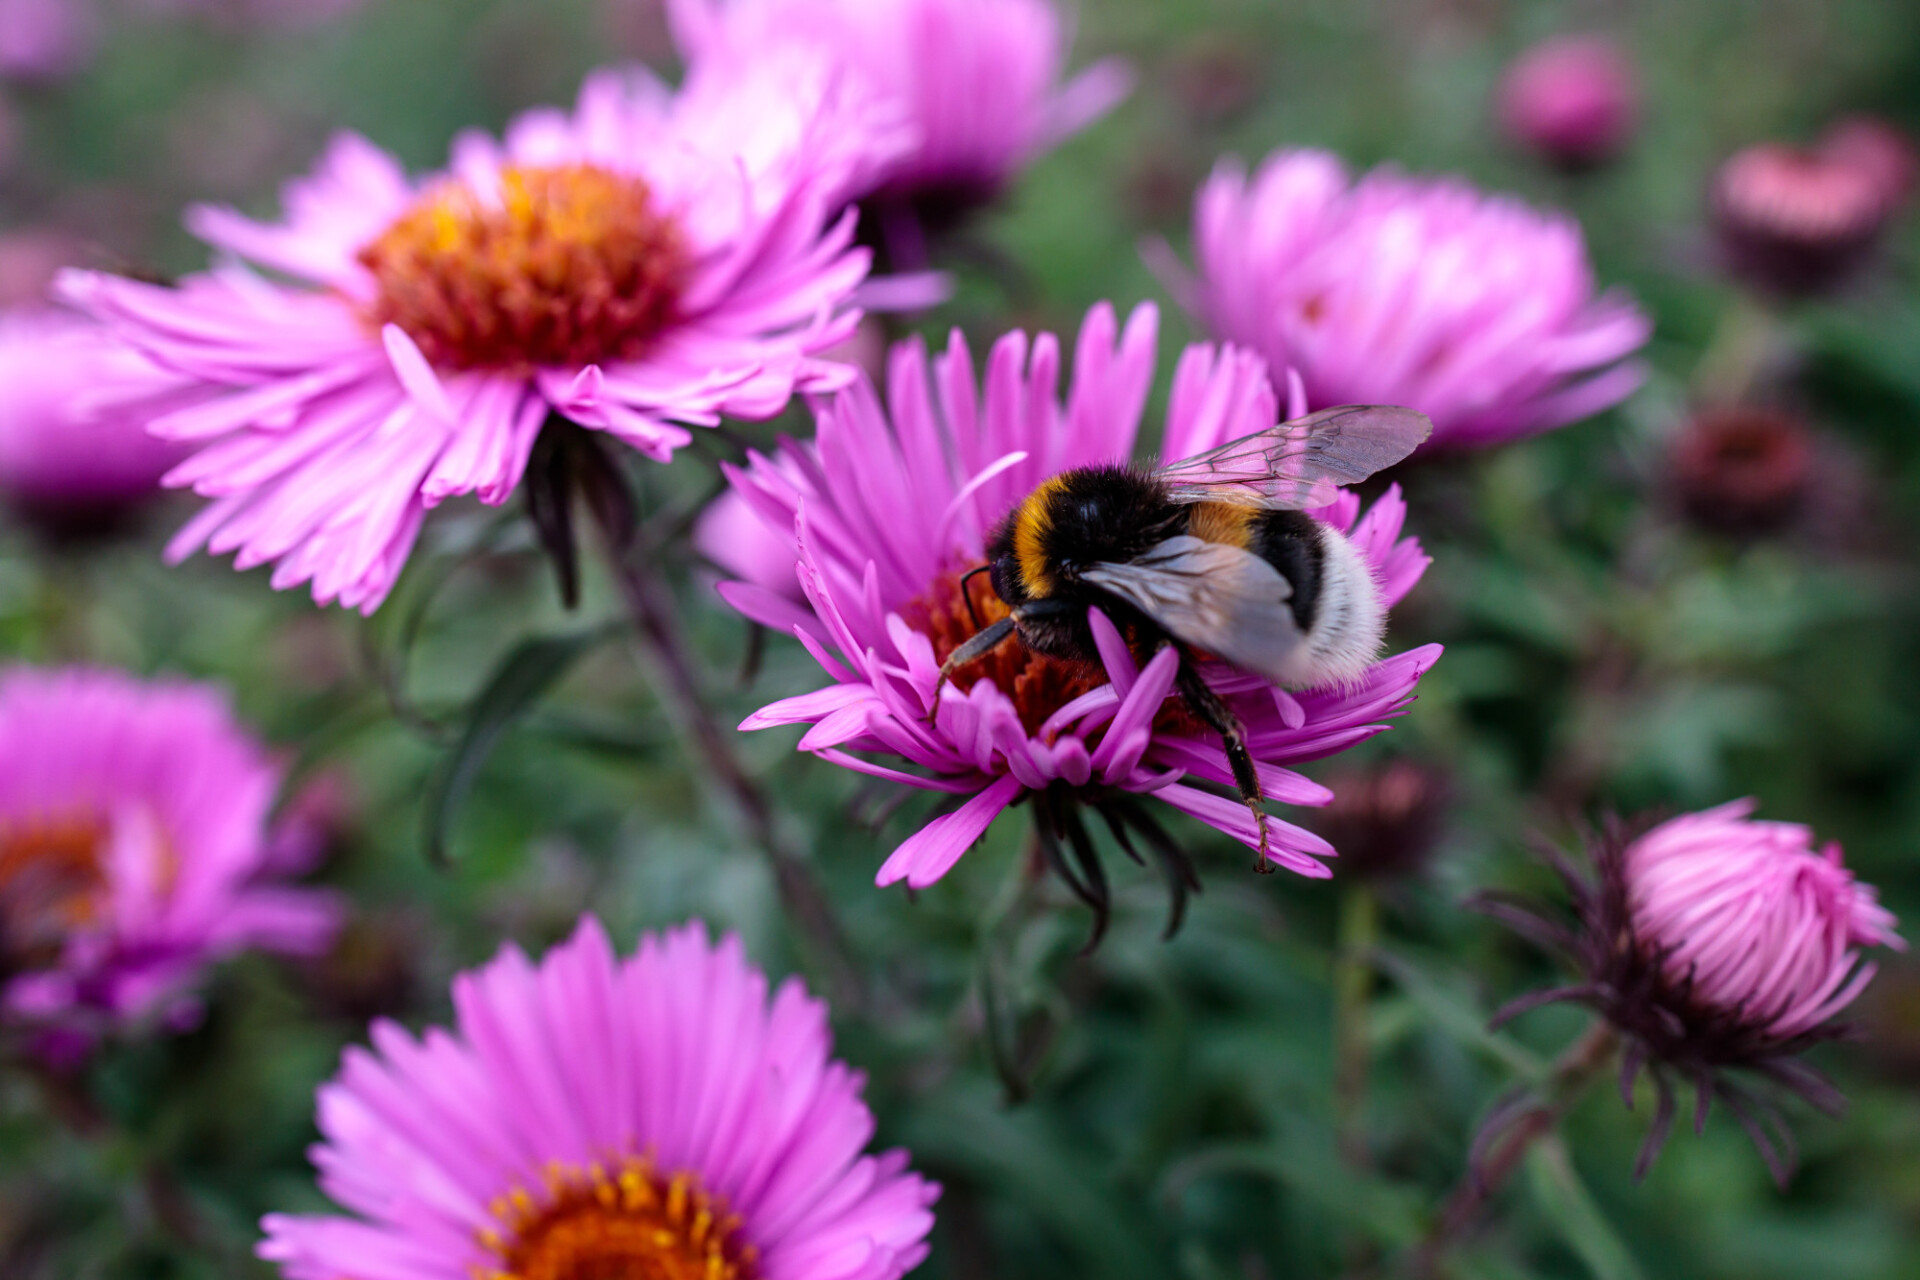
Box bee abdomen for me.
[1247,509,1326,632]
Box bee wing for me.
[1081,536,1304,683]
[1157,404,1432,510]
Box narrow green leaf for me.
[1161,1132,1426,1247]
[1373,947,1548,1081]
[421,627,614,864]
[1526,1134,1646,1280]
[901,1085,1166,1280]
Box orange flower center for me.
[358,164,690,375]
[905,568,1201,738]
[0,817,108,969]
[477,1160,757,1280]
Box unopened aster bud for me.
[1477,801,1901,1183]
[1312,758,1451,882]
[1497,35,1638,170]
[1710,141,1892,296]
[1670,405,1813,537]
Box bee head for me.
[987,547,1025,606]
[985,496,1044,606]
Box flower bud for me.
[1312,758,1450,882]
[1625,802,1899,1043]
[1477,802,1901,1183]
[1710,141,1890,296]
[1497,35,1638,171]
[1670,405,1812,536]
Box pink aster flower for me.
[1152,150,1652,450]
[669,0,1130,239]
[0,666,341,1061]
[59,57,908,612]
[0,308,192,534]
[1478,802,1901,1182]
[715,301,1439,923]
[261,916,938,1280]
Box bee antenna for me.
[958,564,993,630]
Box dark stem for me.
[567,429,866,1012]
[1408,1020,1618,1279]
[1333,882,1379,1168]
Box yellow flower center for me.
[358,164,690,375]
[476,1160,758,1280]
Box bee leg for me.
[1172,659,1273,874]
[927,617,1018,722]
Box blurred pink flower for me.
[0,666,341,1060]
[669,0,1130,224]
[1626,800,1900,1042]
[130,0,367,23]
[0,0,95,81]
[1153,150,1651,450]
[717,301,1438,906]
[60,58,907,612]
[260,916,938,1280]
[1496,34,1638,169]
[1822,115,1918,213]
[1479,801,1901,1182]
[0,308,192,532]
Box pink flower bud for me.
[1478,802,1901,1183]
[1497,35,1638,170]
[1710,141,1891,295]
[1626,800,1900,1041]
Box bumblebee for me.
[939,404,1432,869]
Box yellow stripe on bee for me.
[1013,476,1068,599]
[1187,501,1256,550]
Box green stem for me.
[1408,1020,1619,1279]
[598,534,869,1015]
[1693,294,1784,405]
[1333,881,1380,1168]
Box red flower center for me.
[358,164,690,375]
[906,568,1201,738]
[478,1160,757,1280]
[0,817,108,968]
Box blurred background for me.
[3,0,1920,1277]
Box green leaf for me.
[1162,1132,1427,1247]
[901,1084,1167,1280]
[1372,947,1548,1082]
[421,626,616,865]
[1526,1134,1646,1280]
